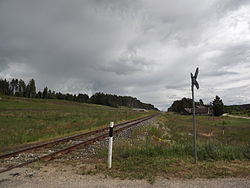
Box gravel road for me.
[0,166,250,188]
[223,114,250,120]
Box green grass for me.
[79,112,250,182]
[0,95,154,150]
[162,113,250,144]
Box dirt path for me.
[1,166,250,188]
[223,114,250,120]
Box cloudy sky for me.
[0,0,250,110]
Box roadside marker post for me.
[191,67,199,164]
[108,122,114,168]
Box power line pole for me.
[191,67,199,163]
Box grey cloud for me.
[0,57,9,71]
[212,43,250,67]
[219,84,250,105]
[140,0,250,47]
[203,70,239,77]
[99,49,154,75]
[216,0,250,12]
[0,0,250,109]
[165,82,187,90]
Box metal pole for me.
[192,85,197,163]
[108,122,114,168]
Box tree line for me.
[224,104,250,116]
[168,96,224,116]
[0,78,158,110]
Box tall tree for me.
[199,99,204,106]
[26,79,36,98]
[37,91,42,98]
[212,96,224,116]
[77,93,89,103]
[10,78,18,95]
[42,87,48,99]
[0,79,11,95]
[18,79,26,97]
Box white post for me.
[108,122,114,168]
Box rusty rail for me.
[0,114,154,159]
[0,114,158,173]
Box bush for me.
[197,142,248,160]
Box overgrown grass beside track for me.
[81,112,250,182]
[0,95,153,150]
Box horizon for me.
[2,76,250,111]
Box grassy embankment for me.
[0,95,154,150]
[80,113,250,182]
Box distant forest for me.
[0,78,158,110]
[224,104,250,116]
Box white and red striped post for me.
[108,122,114,168]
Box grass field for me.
[164,113,250,145]
[0,95,153,150]
[81,112,250,182]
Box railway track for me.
[0,114,158,174]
